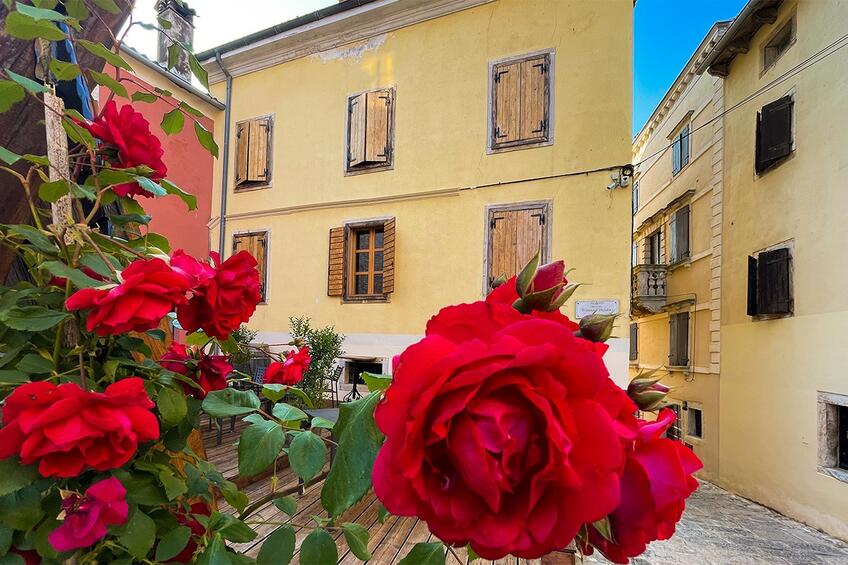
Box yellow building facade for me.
[198,0,634,382]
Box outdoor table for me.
[304,407,340,424]
[338,354,380,401]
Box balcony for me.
[632,264,667,314]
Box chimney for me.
[156,0,196,82]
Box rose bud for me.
[512,251,576,313]
[578,313,617,343]
[627,372,671,411]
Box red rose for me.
[171,502,211,563]
[373,303,638,560]
[0,378,160,477]
[581,409,702,563]
[66,257,192,336]
[78,100,167,198]
[48,477,128,552]
[264,347,311,385]
[160,342,231,399]
[176,251,261,339]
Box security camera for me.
[607,180,619,190]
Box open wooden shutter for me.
[493,61,520,145]
[757,247,792,315]
[247,117,270,183]
[348,93,366,167]
[756,96,793,172]
[365,89,391,164]
[327,227,346,297]
[235,121,248,186]
[747,255,759,316]
[519,56,548,141]
[382,217,395,294]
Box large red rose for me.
[373,303,638,560]
[0,378,159,477]
[264,347,311,386]
[160,342,232,399]
[48,477,128,552]
[176,251,261,339]
[78,100,167,198]
[66,257,192,335]
[580,409,703,563]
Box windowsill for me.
[488,138,552,154]
[671,162,690,178]
[234,183,272,193]
[666,365,690,371]
[751,312,793,322]
[818,466,848,484]
[345,163,394,177]
[667,257,691,272]
[684,435,703,444]
[342,295,390,304]
[755,150,795,178]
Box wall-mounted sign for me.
[575,299,620,319]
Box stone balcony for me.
[632,263,668,314]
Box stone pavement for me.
[585,481,848,565]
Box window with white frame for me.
[671,123,690,175]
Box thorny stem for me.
[79,229,118,276]
[238,469,330,520]
[53,278,73,370]
[78,350,88,390]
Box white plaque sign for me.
[575,299,619,318]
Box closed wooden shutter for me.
[365,90,391,163]
[756,96,793,172]
[669,312,689,367]
[488,207,545,288]
[327,227,346,297]
[493,61,520,145]
[629,323,638,361]
[747,255,759,316]
[519,56,548,141]
[235,121,248,186]
[247,117,270,183]
[673,205,690,261]
[680,125,690,167]
[757,247,792,315]
[233,232,268,301]
[347,93,366,167]
[382,217,395,294]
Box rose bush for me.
[160,342,232,399]
[264,346,311,386]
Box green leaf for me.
[311,416,336,430]
[88,70,128,98]
[0,370,28,384]
[321,391,383,517]
[64,0,90,20]
[300,529,337,565]
[62,118,96,148]
[160,178,197,210]
[167,42,182,70]
[272,402,308,422]
[77,39,133,71]
[154,525,192,562]
[256,525,295,565]
[159,470,188,501]
[4,69,48,94]
[271,495,297,517]
[197,533,228,565]
[342,522,371,561]
[158,386,188,427]
[179,100,204,117]
[238,419,285,477]
[262,383,288,403]
[398,542,446,565]
[109,213,152,226]
[7,224,56,253]
[220,481,248,514]
[16,0,66,20]
[593,516,615,542]
[194,121,219,157]
[185,331,210,346]
[3,11,66,40]
[42,261,105,287]
[211,513,257,543]
[37,179,68,202]
[0,486,44,530]
[466,545,480,562]
[0,459,38,497]
[157,16,172,29]
[188,53,209,89]
[202,388,260,417]
[131,91,157,103]
[90,0,119,13]
[0,306,68,331]
[362,372,392,392]
[15,353,53,375]
[0,81,25,113]
[288,431,327,483]
[377,504,389,524]
[48,59,81,81]
[118,508,156,559]
[0,524,12,555]
[161,108,185,135]
[134,176,167,196]
[0,145,21,164]
[516,247,541,296]
[155,86,173,97]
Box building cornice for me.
[199,0,495,84]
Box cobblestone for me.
[585,481,848,564]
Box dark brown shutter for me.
[629,323,638,361]
[235,121,248,186]
[668,314,678,365]
[747,255,759,316]
[676,206,690,260]
[756,96,793,173]
[327,227,346,297]
[382,217,395,294]
[678,312,690,366]
[757,247,792,315]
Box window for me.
[327,218,395,301]
[671,124,690,175]
[686,405,703,439]
[747,246,793,318]
[490,52,552,151]
[629,323,638,361]
[235,116,272,189]
[816,393,848,481]
[763,17,795,71]
[840,406,848,471]
[346,88,394,173]
[232,231,268,301]
[665,404,682,441]
[668,311,689,367]
[487,204,548,290]
[647,230,662,265]
[632,181,639,214]
[756,95,794,174]
[669,205,690,263]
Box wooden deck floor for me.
[201,417,577,564]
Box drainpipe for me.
[215,49,233,259]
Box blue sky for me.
[634,0,747,135]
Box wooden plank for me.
[367,515,417,564]
[365,89,391,163]
[338,513,403,565]
[515,207,544,273]
[348,93,366,167]
[493,61,520,145]
[392,519,430,562]
[519,56,548,141]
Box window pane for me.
[375,229,384,249]
[356,231,370,250]
[374,251,383,271]
[355,275,368,295]
[373,274,383,294]
[356,252,369,272]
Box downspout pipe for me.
[215,49,233,259]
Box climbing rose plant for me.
[0,2,700,564]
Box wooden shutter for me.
[680,125,690,167]
[327,227,346,297]
[488,207,545,287]
[233,233,267,301]
[235,121,248,186]
[668,314,678,365]
[674,206,690,261]
[382,217,395,294]
[677,311,689,366]
[347,93,366,168]
[519,56,548,141]
[493,61,520,145]
[365,89,391,164]
[757,247,792,315]
[629,323,638,361]
[247,117,270,183]
[756,96,793,172]
[747,255,759,316]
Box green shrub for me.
[289,317,345,406]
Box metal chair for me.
[321,364,343,407]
